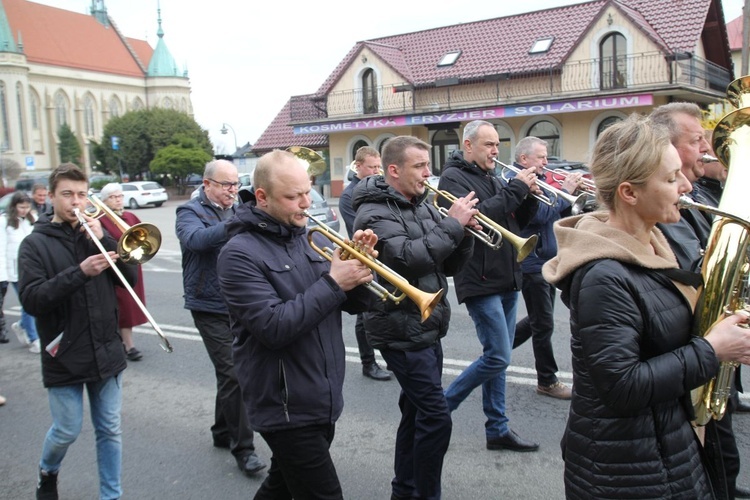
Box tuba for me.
[684,75,750,425]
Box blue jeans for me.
[444,292,518,439]
[40,374,123,500]
[12,282,38,342]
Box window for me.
[0,82,10,150]
[530,37,554,54]
[162,97,173,109]
[131,97,144,111]
[84,94,96,137]
[54,91,68,130]
[29,90,40,130]
[600,32,627,90]
[527,120,560,158]
[431,129,459,176]
[16,83,26,150]
[597,116,622,137]
[362,69,378,114]
[438,51,461,67]
[109,96,121,118]
[496,123,513,165]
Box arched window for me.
[131,97,144,111]
[29,89,40,130]
[109,96,121,118]
[597,115,622,137]
[162,97,173,109]
[527,120,560,158]
[495,123,513,165]
[351,139,369,160]
[362,69,378,114]
[84,94,96,137]
[431,129,459,175]
[16,83,26,151]
[0,82,10,150]
[54,91,68,130]
[600,32,627,90]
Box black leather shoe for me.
[363,362,392,381]
[236,453,266,476]
[486,430,539,452]
[737,398,750,413]
[735,485,750,499]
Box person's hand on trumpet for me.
[446,191,482,233]
[329,229,378,291]
[561,172,584,194]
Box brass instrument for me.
[306,211,444,323]
[288,146,327,177]
[73,208,173,352]
[495,159,589,215]
[542,166,597,196]
[684,75,750,425]
[85,195,162,265]
[423,182,538,261]
[700,154,719,164]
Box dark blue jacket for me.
[176,187,234,313]
[218,197,372,432]
[339,176,360,236]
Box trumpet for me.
[495,160,590,215]
[542,166,597,196]
[73,208,173,352]
[423,182,538,261]
[305,211,444,323]
[701,154,719,163]
[85,196,162,265]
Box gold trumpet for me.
[85,196,162,265]
[423,182,538,262]
[306,211,444,323]
[73,208,173,352]
[495,160,590,215]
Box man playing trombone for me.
[18,163,137,500]
[352,136,478,500]
[510,136,579,401]
[439,120,540,452]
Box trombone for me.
[306,211,444,323]
[73,208,173,353]
[85,195,162,265]
[495,159,589,215]
[423,181,538,262]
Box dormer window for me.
[438,51,461,67]
[529,37,554,54]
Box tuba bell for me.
[684,75,750,425]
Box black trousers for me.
[514,272,560,386]
[191,310,255,458]
[254,423,342,500]
[380,342,452,500]
[353,313,375,365]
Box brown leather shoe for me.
[536,381,572,400]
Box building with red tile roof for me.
[0,0,191,176]
[253,0,733,197]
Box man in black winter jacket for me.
[439,120,540,453]
[353,135,478,500]
[19,163,137,500]
[218,150,377,500]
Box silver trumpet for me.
[494,159,590,215]
[701,154,720,163]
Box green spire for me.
[146,1,182,77]
[0,1,19,53]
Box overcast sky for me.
[33,0,745,153]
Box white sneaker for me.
[29,339,41,354]
[11,322,29,345]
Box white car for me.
[121,181,168,209]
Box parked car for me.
[542,158,597,212]
[15,175,49,194]
[121,181,169,208]
[185,173,203,189]
[0,192,14,212]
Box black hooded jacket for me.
[438,151,537,303]
[18,219,135,387]
[351,175,473,351]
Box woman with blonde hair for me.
[97,183,147,361]
[543,114,750,499]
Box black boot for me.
[36,468,58,500]
[0,317,8,344]
[363,362,391,381]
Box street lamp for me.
[220,123,238,154]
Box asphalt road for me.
[0,198,748,499]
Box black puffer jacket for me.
[438,151,536,303]
[544,213,718,499]
[352,175,473,351]
[18,220,135,387]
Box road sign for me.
[111,136,119,150]
[25,156,34,169]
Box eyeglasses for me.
[207,178,240,190]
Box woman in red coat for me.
[97,183,147,361]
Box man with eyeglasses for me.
[176,159,266,478]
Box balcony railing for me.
[289,52,731,123]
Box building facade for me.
[253,0,732,197]
[0,0,191,178]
